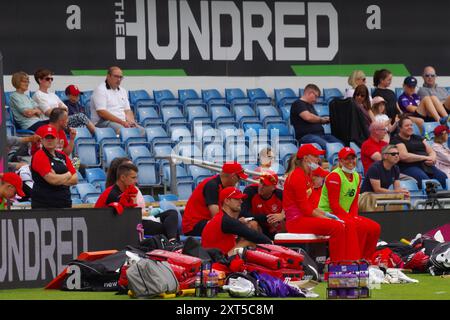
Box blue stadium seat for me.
[76,183,102,203]
[136,161,160,187]
[102,145,127,169]
[85,168,107,187]
[129,90,152,107]
[145,126,169,143]
[314,104,330,117]
[247,88,272,105]
[274,88,297,108]
[120,127,146,150]
[279,106,290,121]
[203,143,225,163]
[412,122,422,136]
[185,105,210,122]
[161,106,185,123]
[395,88,403,99]
[225,88,251,105]
[278,142,299,164]
[80,90,93,109]
[178,89,205,107]
[323,123,331,134]
[188,165,213,185]
[94,127,121,148]
[210,105,234,123]
[226,143,249,163]
[233,104,257,124]
[77,171,86,183]
[267,122,294,143]
[323,88,343,104]
[153,89,183,108]
[71,198,83,205]
[175,143,203,160]
[257,105,281,122]
[55,90,68,102]
[158,194,179,202]
[75,132,100,168]
[143,195,155,203]
[137,106,160,126]
[4,91,15,106]
[177,181,194,200]
[85,197,100,204]
[201,89,229,108]
[162,164,193,184]
[128,145,152,164]
[170,126,192,143]
[326,142,345,165]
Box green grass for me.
[0,274,448,300]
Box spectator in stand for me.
[360,145,410,197]
[7,134,40,172]
[0,172,25,210]
[201,187,272,256]
[418,66,450,113]
[282,144,348,262]
[398,76,448,123]
[241,171,285,239]
[345,70,369,99]
[30,125,78,209]
[371,96,396,139]
[291,84,343,150]
[361,122,388,174]
[98,161,180,244]
[90,66,140,133]
[254,147,277,176]
[391,116,447,188]
[182,162,249,236]
[30,108,75,156]
[32,68,69,117]
[63,85,96,134]
[431,125,450,178]
[372,69,424,132]
[319,147,381,260]
[9,71,49,131]
[352,85,374,128]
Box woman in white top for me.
[431,125,450,178]
[32,68,69,117]
[371,96,397,142]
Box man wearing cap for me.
[0,173,25,210]
[90,66,139,133]
[31,124,78,208]
[241,171,285,239]
[361,145,410,197]
[283,144,349,262]
[201,187,272,256]
[182,162,249,236]
[431,125,450,178]
[398,76,448,123]
[319,147,381,260]
[63,85,96,134]
[290,84,342,150]
[418,66,450,113]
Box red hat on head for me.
[1,172,25,197]
[296,144,325,159]
[36,124,58,138]
[65,84,82,96]
[222,162,248,180]
[219,187,248,205]
[259,171,278,186]
[338,147,357,159]
[434,125,450,136]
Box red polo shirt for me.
[361,137,388,173]
[201,211,236,255]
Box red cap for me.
[65,85,82,96]
[338,147,357,159]
[297,144,325,159]
[312,167,329,178]
[219,187,248,204]
[259,171,278,186]
[36,125,58,138]
[1,172,25,197]
[222,162,248,180]
[434,125,450,136]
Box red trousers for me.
[336,214,381,260]
[286,216,347,262]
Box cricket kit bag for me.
[147,249,203,289]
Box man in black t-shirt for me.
[361,145,410,197]
[290,84,342,150]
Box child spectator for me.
[64,85,96,134]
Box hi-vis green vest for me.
[319,167,359,213]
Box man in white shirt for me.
[90,66,139,133]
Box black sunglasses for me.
[44,77,54,81]
[385,152,399,156]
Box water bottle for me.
[205,272,215,298]
[194,272,202,297]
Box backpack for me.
[429,242,450,276]
[62,250,133,291]
[137,234,182,252]
[127,258,179,298]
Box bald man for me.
[418,66,450,113]
[361,122,389,174]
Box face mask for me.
[307,162,319,171]
[341,166,356,174]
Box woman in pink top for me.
[431,125,450,178]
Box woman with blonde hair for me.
[345,70,368,98]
